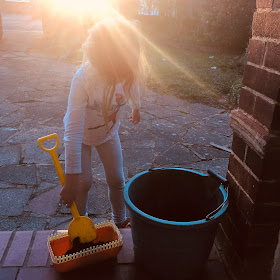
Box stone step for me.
[0,229,134,280]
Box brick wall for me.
[219,0,280,276]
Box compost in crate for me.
[48,221,123,272]
[65,237,108,255]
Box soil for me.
[65,237,107,255]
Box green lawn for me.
[143,38,245,109]
[31,32,245,109]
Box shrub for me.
[199,0,255,51]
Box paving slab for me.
[3,231,33,267]
[25,103,64,122]
[122,148,154,174]
[8,127,64,146]
[87,181,111,215]
[0,102,20,116]
[48,216,72,230]
[13,217,48,231]
[0,219,19,231]
[0,110,25,128]
[25,186,61,216]
[0,182,17,189]
[0,127,18,143]
[0,164,37,185]
[36,182,57,193]
[181,102,223,117]
[165,113,201,127]
[117,229,134,264]
[0,145,21,166]
[189,145,231,160]
[188,158,230,178]
[0,268,18,280]
[151,118,185,141]
[38,164,65,182]
[183,127,232,146]
[0,232,13,262]
[27,231,54,267]
[17,268,58,280]
[154,143,200,166]
[0,188,33,216]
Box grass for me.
[143,36,246,109]
[30,31,246,110]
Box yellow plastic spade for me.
[38,133,97,244]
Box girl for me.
[61,17,145,228]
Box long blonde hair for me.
[82,17,146,134]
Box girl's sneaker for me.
[116,218,130,228]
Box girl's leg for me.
[95,134,126,225]
[75,143,92,215]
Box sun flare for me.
[49,0,116,17]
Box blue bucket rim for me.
[124,168,229,226]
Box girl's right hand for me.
[60,174,79,208]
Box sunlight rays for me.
[49,0,215,96]
[109,8,216,96]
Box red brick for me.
[228,154,259,202]
[253,11,280,39]
[254,96,278,129]
[264,72,280,102]
[219,214,243,253]
[0,232,13,262]
[245,147,264,178]
[117,228,134,264]
[252,12,268,37]
[265,135,280,159]
[262,158,280,180]
[17,268,58,280]
[238,87,256,116]
[255,203,280,223]
[264,42,280,72]
[231,133,247,162]
[271,104,280,131]
[238,189,256,223]
[226,171,240,202]
[243,64,280,101]
[27,231,53,267]
[256,0,273,8]
[216,225,243,271]
[3,231,33,267]
[258,180,280,203]
[242,64,268,94]
[277,0,280,9]
[247,223,279,246]
[247,39,266,65]
[208,245,219,261]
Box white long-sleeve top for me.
[63,64,141,174]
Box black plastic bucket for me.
[124,168,228,279]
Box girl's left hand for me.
[129,108,140,125]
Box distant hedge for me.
[130,0,256,51]
[199,0,256,50]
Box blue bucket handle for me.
[206,185,229,221]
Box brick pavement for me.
[0,229,231,280]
